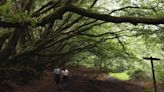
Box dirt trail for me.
[11,66,147,92]
[13,72,145,92]
[67,77,142,92]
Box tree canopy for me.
[0,0,164,83]
[0,0,164,28]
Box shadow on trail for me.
[11,69,145,92]
[65,75,144,92]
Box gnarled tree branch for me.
[68,4,164,25]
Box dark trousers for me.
[62,76,68,88]
[54,74,60,85]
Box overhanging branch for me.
[78,31,115,37]
[1,2,164,28]
[109,6,157,14]
[68,4,164,25]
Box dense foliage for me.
[0,0,164,83]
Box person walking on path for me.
[53,66,61,89]
[61,68,69,89]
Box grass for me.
[144,88,154,92]
[109,72,130,80]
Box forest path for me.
[13,66,146,92]
[15,72,144,92]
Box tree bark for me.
[68,5,164,25]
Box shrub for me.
[156,68,164,83]
[129,69,151,81]
[0,66,39,84]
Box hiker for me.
[61,68,69,89]
[53,66,61,89]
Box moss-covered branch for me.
[0,1,164,28]
[68,5,164,25]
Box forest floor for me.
[4,66,164,92]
